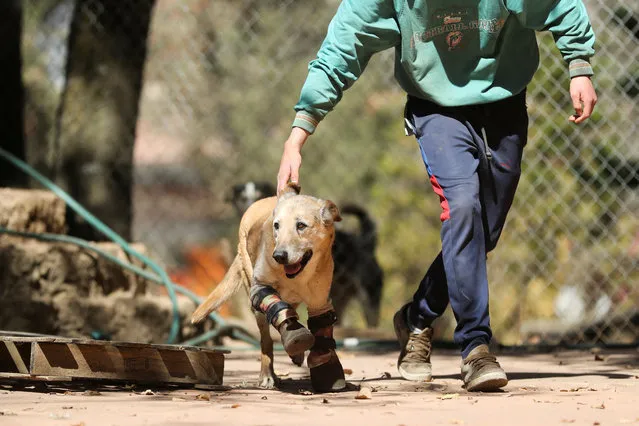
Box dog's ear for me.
[278,182,301,199]
[320,200,342,225]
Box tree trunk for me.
[54,0,155,241]
[0,0,27,188]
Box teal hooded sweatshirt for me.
[292,0,595,134]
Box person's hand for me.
[277,127,309,194]
[569,76,597,124]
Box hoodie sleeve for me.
[292,0,400,134]
[506,0,595,78]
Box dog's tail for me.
[340,203,377,252]
[191,254,246,324]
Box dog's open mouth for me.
[284,250,313,279]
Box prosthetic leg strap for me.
[308,310,337,331]
[250,284,297,327]
[308,310,338,361]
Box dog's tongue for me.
[284,263,302,275]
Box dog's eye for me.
[273,222,279,230]
[296,222,307,231]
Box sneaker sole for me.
[465,372,508,392]
[398,365,432,382]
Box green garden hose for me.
[0,146,259,347]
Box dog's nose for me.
[272,250,288,264]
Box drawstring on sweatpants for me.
[481,127,492,161]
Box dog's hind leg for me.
[255,310,278,389]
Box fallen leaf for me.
[62,406,74,409]
[591,403,605,409]
[261,396,268,400]
[343,368,353,375]
[355,387,372,400]
[231,403,241,408]
[196,393,210,401]
[593,422,600,425]
[142,389,155,395]
[322,398,329,404]
[439,393,460,400]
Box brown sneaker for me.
[461,344,508,392]
[394,303,433,381]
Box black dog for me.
[227,181,384,327]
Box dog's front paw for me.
[290,353,305,367]
[257,373,279,389]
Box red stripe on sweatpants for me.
[429,174,450,221]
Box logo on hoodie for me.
[410,7,506,51]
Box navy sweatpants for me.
[404,91,528,358]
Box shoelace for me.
[465,353,500,371]
[404,330,433,363]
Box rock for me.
[0,188,66,234]
[0,237,198,343]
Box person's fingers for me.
[576,95,595,123]
[290,161,299,185]
[570,90,582,122]
[277,165,290,195]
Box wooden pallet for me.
[0,336,227,386]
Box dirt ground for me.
[1,347,638,426]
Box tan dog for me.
[191,183,346,391]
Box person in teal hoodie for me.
[274,0,597,391]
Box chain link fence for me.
[18,0,639,346]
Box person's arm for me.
[506,0,597,123]
[292,0,401,134]
[278,0,400,192]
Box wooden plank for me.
[0,340,32,374]
[4,341,28,374]
[0,372,72,382]
[30,341,224,385]
[0,336,229,353]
